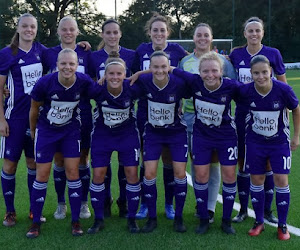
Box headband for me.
[244,21,263,31]
[105,61,126,70]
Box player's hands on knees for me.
[0,119,9,137]
[290,135,299,151]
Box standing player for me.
[132,13,187,220]
[87,52,141,234]
[173,51,240,234]
[179,23,236,222]
[42,16,92,220]
[240,55,299,240]
[134,51,189,233]
[88,19,135,218]
[229,17,286,223]
[0,13,46,226]
[26,49,97,238]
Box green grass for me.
[0,70,299,249]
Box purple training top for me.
[88,46,135,79]
[31,72,98,130]
[239,79,299,145]
[0,42,46,119]
[173,68,241,140]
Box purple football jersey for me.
[132,73,189,132]
[173,68,241,140]
[93,79,137,134]
[229,45,285,84]
[42,44,91,74]
[31,72,98,130]
[239,79,299,145]
[88,46,135,79]
[0,42,46,119]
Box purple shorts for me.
[192,134,238,166]
[80,110,93,150]
[91,128,140,168]
[143,127,188,162]
[34,127,81,163]
[244,142,291,175]
[0,119,34,162]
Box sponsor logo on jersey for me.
[251,110,280,137]
[70,192,80,198]
[148,100,175,127]
[51,94,59,99]
[47,100,79,125]
[195,99,225,127]
[21,63,43,95]
[102,106,130,127]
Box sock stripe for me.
[27,168,36,175]
[90,182,105,192]
[174,176,187,184]
[67,180,82,189]
[237,171,250,178]
[33,181,47,190]
[265,171,273,176]
[1,171,15,180]
[223,184,237,193]
[53,165,65,172]
[250,183,264,192]
[143,177,156,186]
[194,182,208,191]
[275,185,290,193]
[126,183,141,192]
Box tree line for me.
[1,0,299,62]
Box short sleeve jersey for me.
[31,72,97,130]
[229,45,285,84]
[0,42,46,119]
[173,68,240,140]
[42,45,91,74]
[88,47,135,79]
[239,79,299,145]
[93,80,137,134]
[179,52,236,113]
[132,73,189,132]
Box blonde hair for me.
[199,51,223,71]
[57,48,78,62]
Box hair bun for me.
[109,51,120,58]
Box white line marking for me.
[186,171,300,236]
